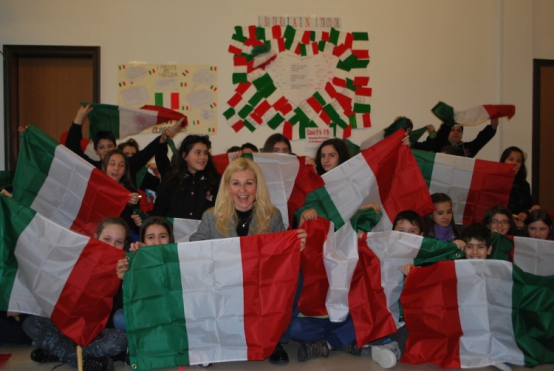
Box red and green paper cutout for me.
[225,25,371,140]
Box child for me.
[23,217,129,369]
[262,133,292,154]
[392,210,423,235]
[423,193,465,249]
[314,138,351,175]
[500,146,535,225]
[102,149,140,234]
[149,135,220,220]
[481,205,516,236]
[524,209,553,240]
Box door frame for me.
[3,45,100,170]
[532,59,554,205]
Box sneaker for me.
[297,341,329,362]
[493,363,512,371]
[370,345,396,369]
[337,341,361,356]
[200,363,213,368]
[30,348,61,363]
[83,356,113,371]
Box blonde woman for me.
[190,157,306,364]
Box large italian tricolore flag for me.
[412,149,515,225]
[0,195,125,346]
[124,230,301,370]
[12,125,130,236]
[85,103,186,139]
[401,260,554,368]
[431,101,516,126]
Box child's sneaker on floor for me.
[336,341,361,356]
[370,345,396,369]
[297,340,329,362]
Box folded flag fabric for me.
[401,260,554,368]
[412,149,515,225]
[167,217,202,242]
[124,230,301,370]
[298,130,435,230]
[350,230,462,347]
[12,125,129,237]
[0,195,125,346]
[512,236,554,276]
[84,103,185,139]
[431,101,516,126]
[211,153,324,229]
[490,232,514,261]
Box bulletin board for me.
[117,63,218,135]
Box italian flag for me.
[0,195,125,346]
[12,126,130,237]
[358,117,427,150]
[211,152,324,229]
[123,230,301,369]
[167,217,202,242]
[351,230,462,347]
[401,260,554,368]
[431,101,516,126]
[84,103,185,139]
[512,236,554,276]
[297,130,435,230]
[412,149,515,225]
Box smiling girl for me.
[423,193,465,248]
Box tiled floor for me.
[2,343,553,371]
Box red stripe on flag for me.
[227,93,243,107]
[171,93,179,110]
[400,261,462,368]
[311,42,319,55]
[241,231,301,360]
[229,45,243,54]
[352,49,370,59]
[335,93,354,115]
[283,122,293,140]
[306,96,323,113]
[248,25,257,40]
[298,218,331,316]
[319,110,331,125]
[50,239,125,346]
[462,159,515,225]
[482,105,516,120]
[280,103,293,116]
[363,113,371,128]
[294,43,302,55]
[273,96,288,111]
[325,82,337,98]
[302,30,311,44]
[361,130,435,224]
[272,25,282,39]
[234,56,248,66]
[140,105,185,123]
[250,112,263,124]
[212,153,232,174]
[353,76,370,86]
[344,33,354,49]
[287,161,325,234]
[236,82,252,95]
[355,87,372,97]
[332,78,347,88]
[343,124,352,139]
[333,44,348,57]
[277,38,286,52]
[246,59,256,74]
[70,169,129,236]
[232,120,245,132]
[253,100,271,117]
[322,31,329,41]
[349,237,400,347]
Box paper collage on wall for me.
[225,25,371,143]
[117,64,218,135]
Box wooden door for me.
[533,59,554,210]
[3,45,100,170]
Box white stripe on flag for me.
[119,107,159,138]
[428,154,474,225]
[513,236,554,276]
[31,145,93,229]
[454,106,490,126]
[455,260,524,368]
[323,154,392,231]
[177,239,247,365]
[365,231,425,327]
[12,214,89,317]
[325,221,359,322]
[360,130,385,150]
[8,271,44,316]
[173,219,202,243]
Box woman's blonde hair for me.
[214,157,275,237]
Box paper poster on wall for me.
[224,25,371,142]
[117,63,218,135]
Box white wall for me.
[1,0,552,179]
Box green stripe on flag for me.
[431,101,456,125]
[238,105,254,119]
[295,187,345,229]
[154,93,163,107]
[124,244,190,369]
[252,74,273,91]
[344,139,360,157]
[248,92,264,107]
[313,92,326,106]
[353,103,371,114]
[242,153,254,161]
[490,233,514,261]
[318,40,326,52]
[411,149,436,188]
[135,167,147,190]
[300,44,307,56]
[256,27,265,40]
[83,103,122,139]
[259,84,277,98]
[352,59,370,69]
[267,114,285,130]
[167,138,178,156]
[329,28,340,45]
[232,73,248,84]
[283,25,296,50]
[0,196,36,310]
[289,108,309,126]
[408,127,427,144]
[12,126,58,206]
[0,171,15,190]
[336,60,351,72]
[223,107,235,120]
[352,32,369,41]
[231,33,247,43]
[384,117,409,137]
[349,115,357,129]
[511,265,554,366]
[346,78,357,92]
[243,119,256,132]
[413,238,463,266]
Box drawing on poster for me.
[224,25,371,141]
[117,63,218,135]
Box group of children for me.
[2,110,551,371]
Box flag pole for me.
[77,345,83,371]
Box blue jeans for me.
[113,309,126,331]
